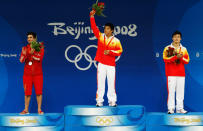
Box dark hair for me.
[105,23,114,31]
[172,31,182,38]
[27,32,37,38]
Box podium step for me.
[0,113,64,131]
[65,115,145,126]
[0,126,64,131]
[66,124,145,131]
[147,112,203,131]
[64,105,145,131]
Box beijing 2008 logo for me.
[65,45,120,71]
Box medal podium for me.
[0,113,64,131]
[147,112,203,131]
[0,107,202,131]
[64,105,146,131]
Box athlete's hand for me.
[22,47,27,55]
[104,50,110,55]
[30,48,35,54]
[177,53,183,59]
[90,10,96,17]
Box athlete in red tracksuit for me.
[90,10,123,107]
[19,32,44,115]
[163,31,189,114]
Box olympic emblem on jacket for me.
[65,45,120,71]
[96,116,114,126]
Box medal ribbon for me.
[104,36,114,49]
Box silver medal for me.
[28,61,32,66]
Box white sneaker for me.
[176,109,188,114]
[96,102,103,107]
[109,102,117,107]
[167,109,174,114]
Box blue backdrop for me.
[0,0,202,113]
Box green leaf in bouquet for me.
[31,41,41,52]
[91,0,106,17]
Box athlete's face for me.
[104,26,113,37]
[27,35,36,44]
[172,34,181,43]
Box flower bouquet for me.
[91,0,106,17]
[166,47,180,64]
[31,41,44,52]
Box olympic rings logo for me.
[65,45,120,71]
[96,116,114,126]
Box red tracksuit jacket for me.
[90,17,123,66]
[20,43,44,76]
[163,44,190,76]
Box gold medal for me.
[28,61,32,66]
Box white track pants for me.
[96,63,117,103]
[167,76,185,110]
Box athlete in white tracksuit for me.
[163,31,189,114]
[90,10,123,106]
